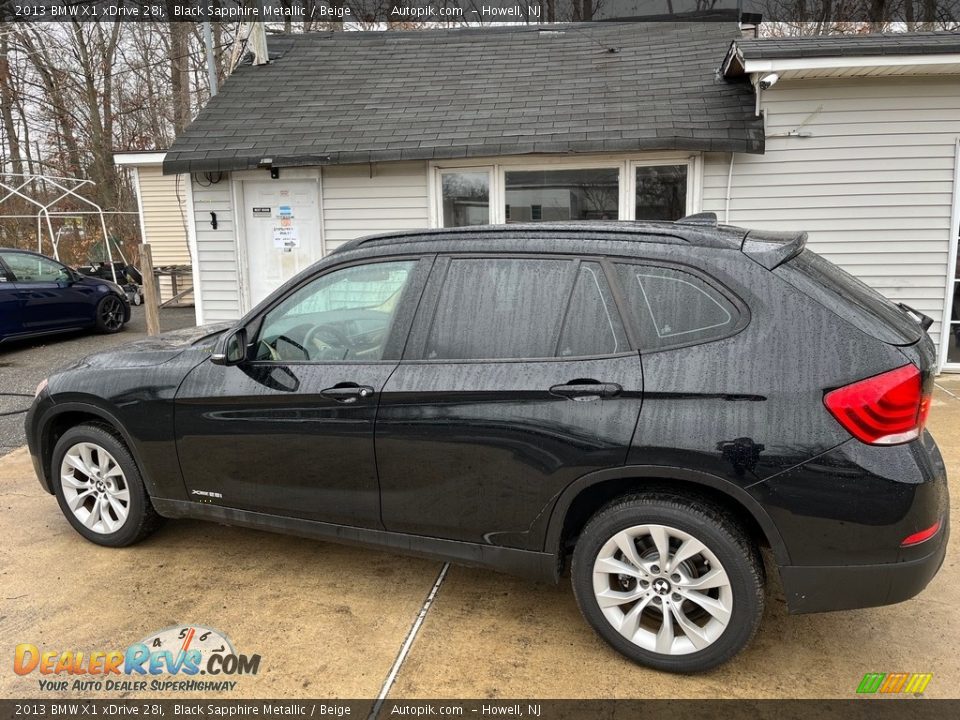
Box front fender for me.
[28,394,186,502]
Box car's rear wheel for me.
[571,493,764,672]
[95,295,126,333]
[52,424,162,547]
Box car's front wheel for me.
[571,493,764,672]
[95,294,126,333]
[52,423,162,547]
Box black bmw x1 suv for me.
[27,215,948,672]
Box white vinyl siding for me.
[192,174,242,322]
[703,77,960,353]
[134,166,192,303]
[321,162,430,250]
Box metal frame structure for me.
[0,173,135,284]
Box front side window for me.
[616,263,739,351]
[1,252,70,282]
[423,258,573,360]
[504,169,619,222]
[441,171,490,227]
[635,165,688,221]
[255,260,416,362]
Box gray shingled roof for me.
[162,22,763,175]
[724,31,960,75]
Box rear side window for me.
[615,263,739,351]
[423,258,572,360]
[418,258,629,360]
[558,262,628,357]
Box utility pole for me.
[203,21,218,97]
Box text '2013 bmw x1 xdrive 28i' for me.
[26,215,948,672]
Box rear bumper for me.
[750,431,948,614]
[780,517,948,614]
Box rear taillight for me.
[823,364,930,445]
[901,519,942,547]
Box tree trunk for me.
[169,22,192,134]
[0,34,24,175]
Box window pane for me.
[504,169,619,222]
[442,172,489,227]
[635,165,688,221]
[558,263,628,357]
[1,253,68,282]
[616,264,738,351]
[256,261,416,362]
[424,258,571,360]
[948,324,960,364]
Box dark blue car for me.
[0,249,130,345]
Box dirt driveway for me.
[0,357,957,701]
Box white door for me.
[241,180,323,308]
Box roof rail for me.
[675,212,718,227]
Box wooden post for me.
[139,243,160,337]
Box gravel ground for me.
[0,305,196,456]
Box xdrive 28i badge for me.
[14,625,262,693]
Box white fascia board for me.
[743,53,960,75]
[113,152,167,167]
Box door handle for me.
[320,383,374,404]
[549,381,622,400]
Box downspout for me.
[724,152,736,224]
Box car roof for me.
[0,248,51,258]
[336,219,749,255]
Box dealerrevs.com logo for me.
[14,625,261,693]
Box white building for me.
[133,24,960,371]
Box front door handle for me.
[549,381,622,400]
[320,383,374,404]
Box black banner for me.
[3,700,960,720]
[1,0,959,23]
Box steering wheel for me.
[304,323,353,359]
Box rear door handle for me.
[320,383,374,404]
[549,382,622,400]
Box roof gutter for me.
[725,51,960,78]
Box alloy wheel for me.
[99,296,124,331]
[59,442,130,534]
[592,523,733,656]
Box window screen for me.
[558,263,628,357]
[423,258,572,360]
[616,264,738,350]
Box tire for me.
[94,294,126,334]
[571,493,764,673]
[51,423,163,547]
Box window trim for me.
[430,153,699,228]
[403,252,639,365]
[242,255,435,367]
[610,258,750,354]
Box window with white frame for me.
[436,159,693,228]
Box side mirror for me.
[211,327,248,366]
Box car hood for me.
[79,323,232,369]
